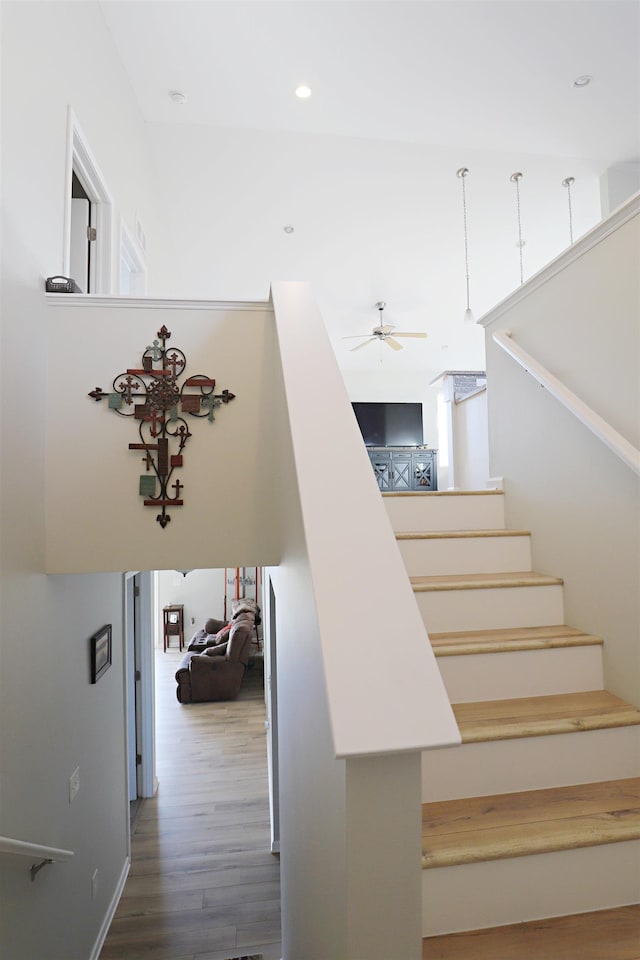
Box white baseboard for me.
[89,856,130,960]
[487,476,504,490]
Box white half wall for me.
[45,299,281,574]
[481,196,640,704]
[268,281,459,958]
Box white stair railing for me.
[0,835,74,881]
[493,330,640,477]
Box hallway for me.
[99,648,281,960]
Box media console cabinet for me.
[366,446,438,492]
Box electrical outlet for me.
[91,868,99,900]
[69,766,80,803]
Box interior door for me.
[70,196,90,292]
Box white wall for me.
[155,568,226,645]
[600,164,640,216]
[452,388,490,490]
[0,4,162,955]
[45,300,281,574]
[145,121,602,377]
[482,199,639,704]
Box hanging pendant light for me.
[510,172,525,285]
[456,167,475,323]
[562,176,575,244]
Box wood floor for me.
[99,648,281,960]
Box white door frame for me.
[123,571,157,803]
[119,217,148,296]
[264,574,280,853]
[124,574,137,803]
[63,106,113,293]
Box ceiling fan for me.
[343,301,428,352]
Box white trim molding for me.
[45,293,272,311]
[63,107,114,294]
[89,857,130,960]
[479,192,640,329]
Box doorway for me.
[124,571,156,819]
[70,172,94,293]
[126,567,279,847]
[63,107,113,293]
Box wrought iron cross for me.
[88,325,236,528]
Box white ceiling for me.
[99,0,640,374]
[100,0,639,164]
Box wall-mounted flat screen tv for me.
[351,402,423,447]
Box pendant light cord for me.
[511,172,524,285]
[563,177,575,244]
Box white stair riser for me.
[385,494,505,533]
[416,584,565,633]
[422,840,640,936]
[436,645,604,702]
[399,534,531,576]
[422,726,640,801]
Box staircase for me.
[383,490,640,956]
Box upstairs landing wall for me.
[481,196,639,704]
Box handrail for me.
[0,836,74,881]
[493,330,640,477]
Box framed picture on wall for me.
[90,624,112,683]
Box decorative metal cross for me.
[88,325,236,528]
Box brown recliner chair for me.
[175,605,257,703]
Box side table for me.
[163,604,184,652]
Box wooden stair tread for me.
[411,571,563,591]
[422,778,640,868]
[397,528,529,540]
[429,624,603,656]
[422,904,640,959]
[453,690,640,742]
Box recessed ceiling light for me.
[283,225,294,233]
[295,85,312,99]
[169,90,187,104]
[573,75,592,87]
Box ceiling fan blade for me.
[379,325,394,335]
[392,332,428,339]
[350,338,376,352]
[342,334,369,340]
[384,337,403,351]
